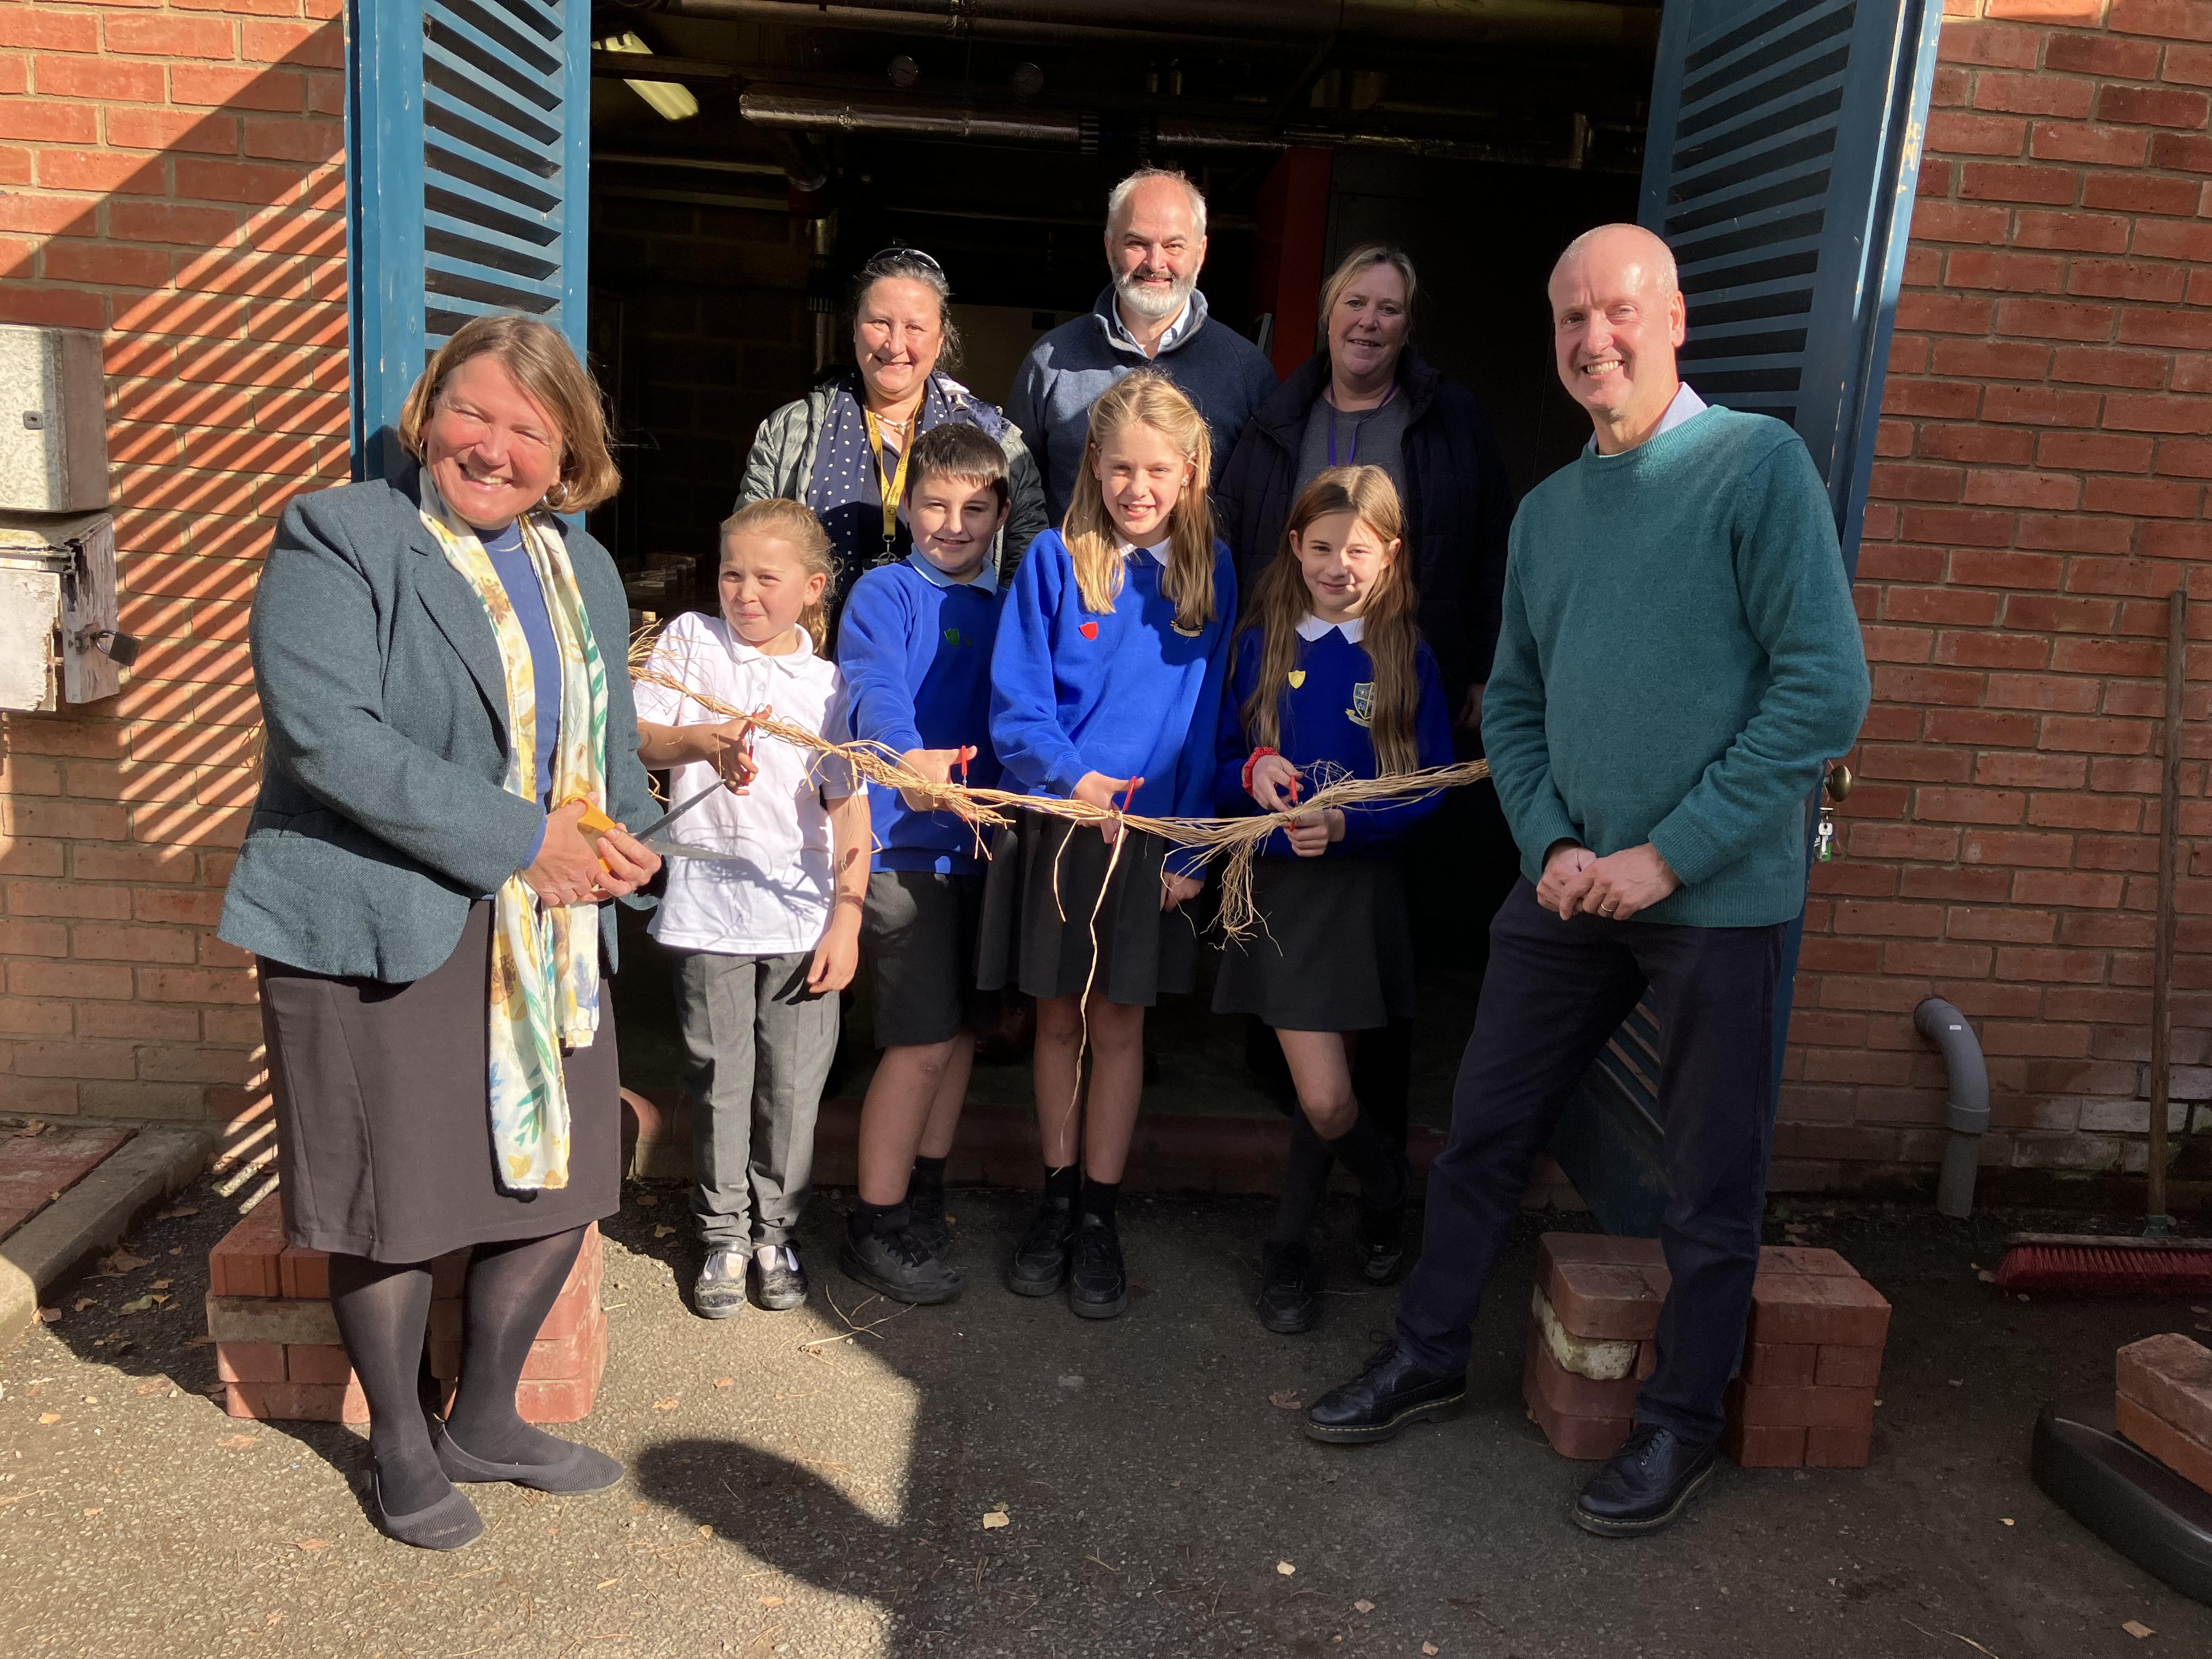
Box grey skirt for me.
[977,816,1197,1006]
[1212,856,1416,1032]
[258,900,621,1262]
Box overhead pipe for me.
[1915,997,1990,1220]
[627,0,1662,55]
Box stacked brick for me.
[2115,1331,2212,1494]
[206,1203,607,1423]
[1787,0,2212,1194]
[0,0,348,1140]
[1523,1233,1892,1469]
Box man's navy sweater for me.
[1007,287,1279,523]
[837,558,1003,873]
[1214,622,1453,859]
[989,529,1236,878]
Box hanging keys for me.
[1816,804,1837,864]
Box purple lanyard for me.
[1327,382,1399,469]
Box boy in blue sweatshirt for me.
[834,421,1009,1304]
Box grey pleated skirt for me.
[977,816,1198,1006]
[1212,856,1416,1032]
[258,899,621,1262]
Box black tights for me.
[329,1224,588,1515]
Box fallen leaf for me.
[37,1413,59,1426]
[2124,1621,2154,1639]
[156,1206,199,1220]
[83,1507,103,1517]
[1974,1269,1995,1283]
[134,1382,164,1397]
[266,1613,284,1628]
[981,1510,1009,1530]
[36,1308,59,1324]
[759,1594,784,1607]
[98,1252,150,1277]
[2001,1517,2015,1527]
[652,1398,680,1412]
[295,1538,331,1552]
[16,1120,47,1136]
[1354,1599,1375,1614]
[1268,1390,1301,1410]
[151,1279,172,1291]
[117,1296,155,1314]
[187,1335,215,1348]
[217,1434,257,1449]
[653,1224,676,1239]
[71,1299,93,1313]
[1423,1645,1440,1656]
[1277,1561,1296,1577]
[713,1377,733,1390]
[697,1524,712,1537]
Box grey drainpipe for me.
[1915,997,1990,1220]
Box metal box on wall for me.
[0,512,122,710]
[0,324,108,515]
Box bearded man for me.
[1008,167,1279,523]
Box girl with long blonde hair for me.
[1212,465,1453,1334]
[980,370,1237,1319]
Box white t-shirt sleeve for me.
[815,670,860,802]
[633,612,709,726]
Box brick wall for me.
[1788,0,2211,1191]
[0,0,345,1149]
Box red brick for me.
[2117,1333,2212,1449]
[1983,385,2103,426]
[1548,1261,1669,1342]
[1723,1420,1807,1469]
[2117,1395,2212,1498]
[2149,130,2212,173]
[169,64,306,112]
[33,53,164,101]
[1995,296,2118,337]
[223,1380,368,1424]
[1973,71,2092,119]
[1728,1380,1879,1431]
[104,106,238,155]
[1524,1327,1640,1420]
[241,19,343,68]
[1525,1368,1633,1461]
[1536,1231,1665,1282]
[103,14,236,57]
[1747,1274,1891,1348]
[215,1341,283,1384]
[511,1374,601,1425]
[1929,111,2027,156]
[1804,1421,1875,1469]
[2170,42,2212,84]
[1815,1345,1886,1390]
[9,961,134,1000]
[108,200,239,246]
[284,1343,353,1385]
[1745,1342,1819,1386]
[2121,308,2212,351]
[2044,32,2163,78]
[278,1245,329,1301]
[2030,122,2152,167]
[2098,84,2212,128]
[1939,21,2041,67]
[1910,200,2010,244]
[208,1204,285,1297]
[0,13,99,52]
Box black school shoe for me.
[752,1243,808,1311]
[1572,1424,1719,1538]
[1356,1204,1408,1285]
[1068,1213,1128,1319]
[906,1183,953,1259]
[1256,1239,1321,1334]
[1304,1339,1468,1444]
[839,1218,962,1305]
[692,1244,748,1321]
[1007,1194,1075,1296]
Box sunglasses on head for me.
[864,245,944,278]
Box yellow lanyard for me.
[862,410,915,554]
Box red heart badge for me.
[1079,620,1100,640]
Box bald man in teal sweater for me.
[1304,225,1871,1538]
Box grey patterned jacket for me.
[736,373,1052,581]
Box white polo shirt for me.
[634,611,856,957]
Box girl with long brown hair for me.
[980,370,1238,1319]
[1212,465,1454,1334]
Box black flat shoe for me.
[692,1244,747,1321]
[1068,1214,1127,1320]
[1304,1339,1466,1445]
[370,1465,483,1551]
[1256,1239,1320,1335]
[840,1220,962,1305]
[434,1427,624,1494]
[1356,1202,1408,1286]
[1573,1424,1718,1537]
[906,1185,953,1259]
[753,1243,808,1311]
[1007,1195,1074,1297]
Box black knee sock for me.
[1079,1175,1118,1228]
[1269,1114,1334,1249]
[1043,1164,1080,1205]
[328,1253,444,1514]
[444,1226,588,1466]
[1328,1107,1407,1215]
[849,1197,904,1240]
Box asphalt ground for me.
[4,1169,2210,1659]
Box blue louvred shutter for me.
[347,0,591,476]
[1546,0,1942,1237]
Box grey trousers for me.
[673,949,839,1249]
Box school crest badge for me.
[1286,670,1306,689]
[1346,682,1374,727]
[943,627,964,646]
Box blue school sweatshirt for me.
[1483,405,1871,928]
[837,554,1004,874]
[1214,619,1454,859]
[989,528,1237,878]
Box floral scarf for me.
[419,477,610,1192]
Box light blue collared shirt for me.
[905,548,998,596]
[1104,294,1200,359]
[1585,381,1709,454]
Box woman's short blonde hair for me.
[398,313,620,514]
[1317,243,1418,350]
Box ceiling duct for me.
[627,0,1660,56]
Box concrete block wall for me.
[0,0,347,1147]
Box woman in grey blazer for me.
[218,315,663,1550]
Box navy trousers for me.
[1396,878,1785,1446]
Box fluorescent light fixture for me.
[599,33,699,123]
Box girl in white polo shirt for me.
[635,499,867,1319]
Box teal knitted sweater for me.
[1481,405,1871,928]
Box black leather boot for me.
[1572,1424,1719,1537]
[1304,1339,1467,1444]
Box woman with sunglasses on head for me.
[740,246,1051,645]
